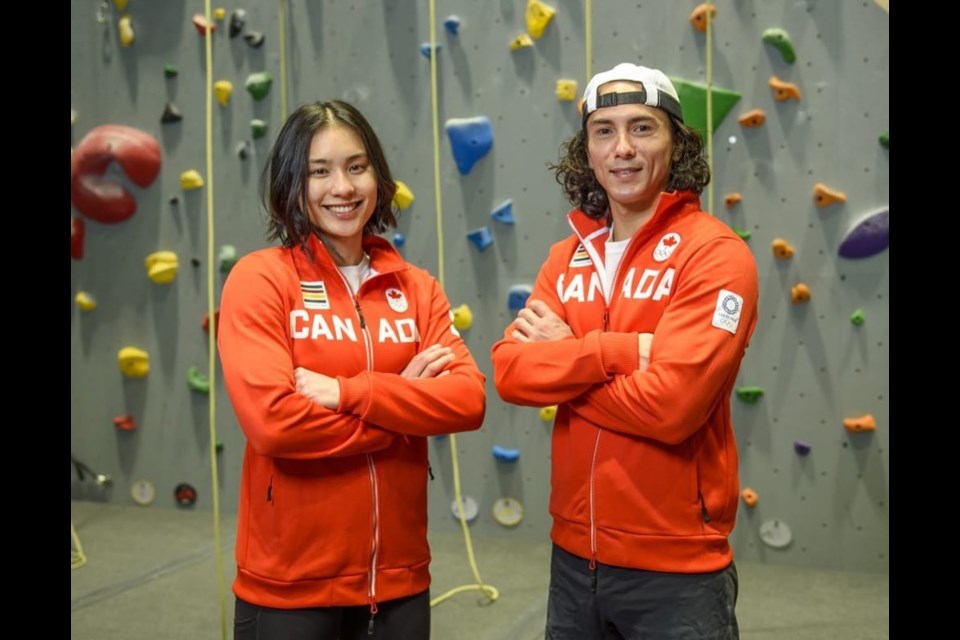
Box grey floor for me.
[71,500,889,639]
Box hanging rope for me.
[705,1,714,216]
[278,0,288,119]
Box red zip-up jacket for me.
[492,190,758,573]
[218,233,485,608]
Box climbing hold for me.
[771,238,794,259]
[181,170,204,190]
[160,103,183,124]
[838,207,888,259]
[71,218,85,260]
[672,78,741,139]
[758,518,793,549]
[245,72,273,100]
[187,366,211,394]
[556,79,578,102]
[451,495,479,522]
[419,42,441,59]
[443,15,461,35]
[118,14,135,47]
[393,180,415,209]
[164,63,178,78]
[219,245,238,272]
[130,479,156,505]
[190,258,201,267]
[244,31,265,48]
[540,405,558,422]
[850,309,865,326]
[215,441,225,453]
[879,132,889,148]
[392,233,406,247]
[75,291,97,312]
[812,182,846,208]
[731,226,751,241]
[236,141,250,160]
[790,283,811,304]
[735,386,764,403]
[738,108,766,128]
[71,125,162,224]
[769,76,801,101]
[843,414,876,433]
[762,28,796,64]
[229,9,246,38]
[452,303,474,331]
[689,3,716,32]
[741,487,759,508]
[214,7,226,20]
[202,310,221,335]
[174,483,198,507]
[509,34,534,51]
[491,200,515,224]
[526,0,556,39]
[113,415,137,431]
[793,440,811,455]
[145,251,179,284]
[507,284,532,312]
[113,0,129,10]
[724,193,742,209]
[170,196,180,205]
[445,116,493,175]
[492,497,525,527]
[118,346,150,378]
[466,227,494,251]
[251,119,268,139]
[492,446,520,462]
[71,109,77,126]
[214,80,234,106]
[193,13,216,35]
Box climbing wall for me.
[70,1,889,574]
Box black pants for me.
[234,589,431,640]
[546,544,739,640]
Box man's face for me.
[585,81,674,217]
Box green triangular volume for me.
[671,77,741,139]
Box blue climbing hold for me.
[492,445,520,462]
[491,199,515,224]
[420,42,441,59]
[445,116,493,175]
[467,227,493,251]
[838,207,888,259]
[392,232,406,247]
[444,15,461,35]
[507,284,532,311]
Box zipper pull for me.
[589,556,597,593]
[367,602,378,636]
[354,296,366,329]
[602,308,609,331]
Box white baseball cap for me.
[581,62,684,124]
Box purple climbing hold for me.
[467,227,493,251]
[794,440,811,455]
[445,116,493,175]
[838,207,888,259]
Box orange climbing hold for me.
[772,238,794,259]
[741,488,759,507]
[843,414,876,433]
[738,108,766,127]
[790,283,811,303]
[724,193,742,209]
[689,3,717,32]
[769,76,801,101]
[813,183,846,207]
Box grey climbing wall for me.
[70,0,889,574]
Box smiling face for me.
[305,124,378,265]
[585,80,675,234]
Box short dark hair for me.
[260,100,399,250]
[549,115,710,219]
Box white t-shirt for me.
[603,231,630,301]
[338,253,373,294]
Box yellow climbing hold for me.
[75,291,97,311]
[393,180,415,209]
[118,14,135,47]
[526,0,556,39]
[540,405,558,422]
[556,79,578,102]
[214,80,234,106]
[214,7,226,20]
[113,0,129,11]
[145,251,179,284]
[118,346,150,378]
[509,33,534,51]
[181,169,205,190]
[452,304,474,331]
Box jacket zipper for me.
[588,430,602,593]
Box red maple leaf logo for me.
[663,235,678,247]
[388,290,402,299]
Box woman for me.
[218,100,486,639]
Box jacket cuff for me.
[599,332,640,375]
[337,372,373,417]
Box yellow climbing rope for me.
[705,1,715,216]
[71,520,87,570]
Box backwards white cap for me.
[581,62,684,124]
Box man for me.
[491,62,759,639]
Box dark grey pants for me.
[234,589,430,640]
[546,544,739,640]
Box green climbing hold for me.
[187,366,210,394]
[219,245,238,272]
[164,63,178,78]
[879,132,889,148]
[215,441,225,453]
[762,28,796,64]
[736,386,764,403]
[731,226,752,241]
[850,309,865,325]
[245,71,273,101]
[251,119,268,139]
[671,78,741,140]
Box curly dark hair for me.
[260,100,399,252]
[550,114,710,219]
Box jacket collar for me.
[566,189,701,240]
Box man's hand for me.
[400,343,454,379]
[638,332,653,372]
[512,299,573,343]
[294,367,341,409]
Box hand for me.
[638,332,653,372]
[512,299,573,343]
[400,343,454,379]
[294,367,341,409]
